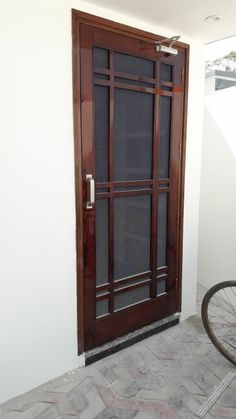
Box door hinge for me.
[181,68,184,83]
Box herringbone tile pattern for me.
[1,285,236,418]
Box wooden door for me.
[73,13,188,351]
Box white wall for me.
[205,76,215,95]
[181,41,205,319]
[198,88,236,289]
[0,0,204,404]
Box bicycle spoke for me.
[202,282,236,365]
[207,308,236,327]
[208,322,236,329]
[231,287,236,298]
[222,338,236,351]
[223,288,236,317]
[209,295,236,317]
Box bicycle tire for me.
[201,280,236,365]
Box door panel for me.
[79,23,185,350]
[157,192,168,268]
[114,52,155,78]
[114,89,153,181]
[95,199,109,286]
[159,95,172,178]
[114,194,151,279]
[94,85,109,183]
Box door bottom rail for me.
[85,313,180,365]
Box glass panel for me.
[160,64,172,82]
[114,53,154,78]
[114,195,151,279]
[96,188,109,193]
[159,96,172,178]
[96,299,109,318]
[96,199,109,285]
[93,47,109,69]
[157,193,168,268]
[114,77,154,88]
[114,285,150,311]
[94,85,109,182]
[156,279,166,296]
[114,89,153,181]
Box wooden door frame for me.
[72,9,189,354]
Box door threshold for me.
[85,313,180,365]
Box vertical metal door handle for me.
[86,174,95,209]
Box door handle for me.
[86,174,95,209]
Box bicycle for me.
[201,281,236,365]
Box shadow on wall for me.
[198,88,236,289]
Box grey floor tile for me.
[1,286,235,419]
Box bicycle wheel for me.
[201,281,236,365]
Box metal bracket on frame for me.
[155,35,180,55]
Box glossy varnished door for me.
[79,23,185,350]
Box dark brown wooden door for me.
[79,23,185,350]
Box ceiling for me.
[84,0,236,43]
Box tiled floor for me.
[1,285,236,419]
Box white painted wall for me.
[205,76,215,95]
[0,0,204,404]
[198,88,236,290]
[180,41,205,320]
